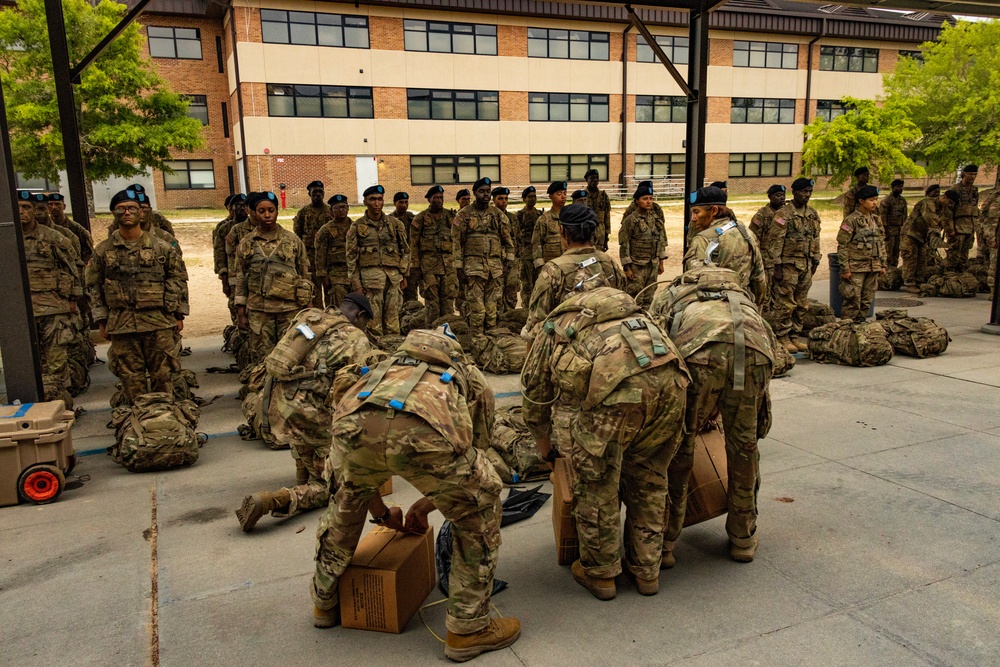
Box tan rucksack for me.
[237,362,286,449]
[110,392,201,472]
[801,299,837,334]
[876,309,950,358]
[807,321,893,367]
[877,267,904,291]
[471,328,529,374]
[487,406,549,483]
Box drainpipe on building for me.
[803,18,827,127]
[229,3,251,193]
[620,21,633,190]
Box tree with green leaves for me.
[0,0,203,212]
[801,97,924,189]
[885,19,1000,177]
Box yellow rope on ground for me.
[418,599,505,644]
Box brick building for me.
[137,0,951,205]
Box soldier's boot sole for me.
[444,618,521,662]
[903,286,921,294]
[571,560,617,601]
[730,535,760,563]
[313,605,340,628]
[235,493,270,533]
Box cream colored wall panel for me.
[236,42,266,83]
[499,122,530,154]
[232,122,244,159]
[526,123,620,154]
[630,63,690,97]
[241,116,273,155]
[760,124,804,152]
[227,54,237,93]
[706,65,733,97]
[812,71,883,100]
[373,119,415,154]
[729,68,807,99]
[316,49,375,86]
[261,44,322,84]
[627,124,687,154]
[723,124,804,153]
[704,123,733,153]
[525,58,620,94]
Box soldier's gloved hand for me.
[657,259,665,276]
[841,270,853,282]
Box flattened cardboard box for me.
[379,477,393,496]
[339,526,435,634]
[551,457,578,565]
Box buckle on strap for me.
[715,221,737,236]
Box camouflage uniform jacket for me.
[761,203,821,271]
[87,230,189,334]
[346,212,410,288]
[390,209,416,242]
[502,210,518,255]
[149,210,175,236]
[902,197,942,242]
[515,206,543,260]
[981,190,1000,238]
[453,204,513,280]
[55,216,93,265]
[44,220,82,259]
[948,182,979,234]
[622,200,665,225]
[410,208,455,275]
[619,209,668,267]
[583,188,611,251]
[212,216,234,275]
[314,217,352,282]
[226,219,256,285]
[842,185,861,219]
[23,223,81,316]
[524,246,627,337]
[838,210,886,273]
[684,218,768,308]
[667,293,775,364]
[877,194,908,232]
[234,226,311,313]
[531,209,563,268]
[293,204,334,260]
[748,204,780,241]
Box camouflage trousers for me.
[420,271,455,327]
[67,313,94,397]
[767,263,812,339]
[465,275,502,334]
[555,369,687,580]
[247,309,298,367]
[839,271,878,321]
[277,442,331,516]
[312,409,502,635]
[665,344,770,548]
[325,282,349,312]
[885,229,901,268]
[519,258,536,309]
[946,232,974,271]
[403,268,420,301]
[625,262,659,310]
[108,328,177,403]
[35,313,74,405]
[501,263,520,313]
[269,382,334,515]
[364,273,403,337]
[900,236,931,287]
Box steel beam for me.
[625,6,693,99]
[69,0,154,84]
[683,0,710,253]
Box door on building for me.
[355,156,378,203]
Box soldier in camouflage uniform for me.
[491,186,520,313]
[453,189,473,318]
[684,186,767,308]
[453,177,514,335]
[748,184,786,242]
[516,186,543,307]
[87,190,189,403]
[347,184,410,337]
[900,185,945,293]
[946,165,979,271]
[311,327,520,662]
[619,183,668,309]
[524,203,626,338]
[226,195,259,298]
[532,181,567,273]
[314,194,353,310]
[649,266,773,565]
[18,191,81,406]
[522,286,689,598]
[838,185,887,321]
[236,295,373,532]
[583,169,611,252]
[135,193,182,255]
[129,184,176,236]
[213,194,247,318]
[622,181,665,226]
[293,181,334,307]
[235,191,312,365]
[456,188,472,210]
[410,185,456,326]
[760,178,822,354]
[390,192,419,302]
[841,167,869,220]
[877,179,908,268]
[31,194,81,262]
[980,184,1000,295]
[46,193,93,265]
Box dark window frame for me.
[731,97,796,124]
[403,20,497,55]
[733,40,798,69]
[819,45,879,72]
[406,89,500,121]
[898,49,924,63]
[816,99,853,122]
[409,155,501,185]
[266,84,374,119]
[636,34,689,64]
[528,28,610,61]
[260,10,370,49]
[529,154,609,183]
[728,152,793,178]
[183,94,209,125]
[635,95,687,123]
[528,92,609,122]
[634,153,686,177]
[147,26,202,60]
[163,159,216,190]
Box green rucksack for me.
[876,309,950,358]
[487,406,549,484]
[801,299,837,334]
[111,392,201,472]
[237,362,286,450]
[807,321,893,367]
[471,328,529,374]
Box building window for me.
[164,160,215,190]
[528,28,609,61]
[407,89,499,120]
[148,26,202,59]
[404,20,497,55]
[636,35,689,64]
[729,153,792,178]
[266,84,374,118]
[636,95,686,123]
[634,154,685,177]
[529,155,609,183]
[819,46,878,72]
[899,49,924,63]
[528,93,609,122]
[731,98,795,124]
[184,95,209,125]
[410,155,500,185]
[15,173,57,190]
[260,10,369,48]
[816,99,853,122]
[733,41,798,69]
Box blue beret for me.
[248,191,278,210]
[571,189,587,200]
[856,185,879,200]
[393,191,409,202]
[110,189,140,211]
[307,180,324,190]
[231,193,247,204]
[791,178,814,191]
[46,193,65,202]
[584,169,599,179]
[129,183,146,193]
[634,185,655,200]
[456,189,471,199]
[767,184,785,196]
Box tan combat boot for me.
[444,617,521,662]
[730,535,759,563]
[661,542,676,569]
[626,570,659,596]
[235,489,292,532]
[779,336,798,355]
[789,335,809,352]
[903,285,921,294]
[313,605,340,628]
[571,560,617,601]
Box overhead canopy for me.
[624,0,1000,17]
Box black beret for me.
[231,193,247,204]
[547,181,567,196]
[46,193,65,202]
[129,183,146,193]
[925,184,941,196]
[328,194,349,205]
[633,185,654,200]
[853,167,869,177]
[16,190,32,201]
[393,192,409,202]
[110,189,140,211]
[944,190,960,204]
[709,181,727,189]
[767,184,786,196]
[638,180,653,188]
[224,194,235,208]
[584,169,599,179]
[342,292,374,319]
[362,185,385,198]
[571,189,587,200]
[792,177,815,191]
[248,191,278,210]
[891,179,904,188]
[136,193,149,205]
[456,189,471,200]
[424,186,444,199]
[307,180,324,190]
[963,164,979,173]
[472,177,492,192]
[491,187,510,197]
[689,186,727,206]
[856,185,879,200]
[522,186,536,198]
[559,203,597,228]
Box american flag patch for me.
[776,218,786,226]
[840,223,852,232]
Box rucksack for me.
[771,344,796,378]
[487,406,549,484]
[237,362,286,449]
[876,309,950,358]
[801,299,837,334]
[110,392,201,472]
[807,321,893,367]
[266,308,349,382]
[921,272,977,298]
[877,267,904,292]
[498,307,529,333]
[471,328,528,374]
[399,300,426,334]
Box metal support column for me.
[0,83,44,403]
[683,0,710,253]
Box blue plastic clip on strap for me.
[358,391,372,398]
[389,399,405,410]
[360,366,370,375]
[441,372,453,383]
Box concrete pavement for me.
[1,283,999,666]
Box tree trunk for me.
[85,177,96,218]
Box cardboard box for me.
[379,477,393,497]
[683,428,729,528]
[339,526,436,633]
[551,457,579,565]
